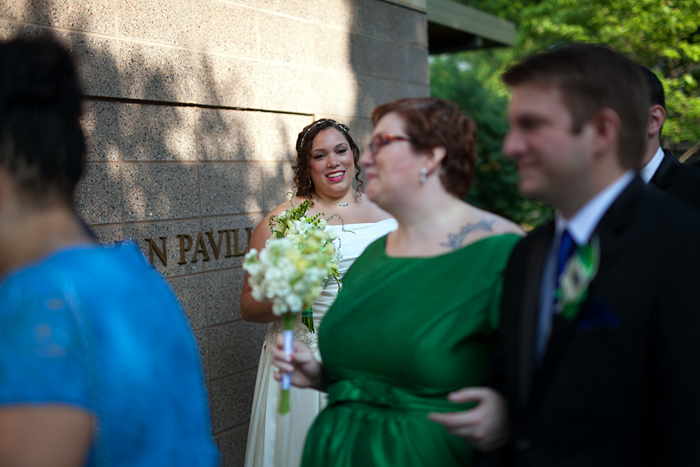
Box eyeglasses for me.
[368,133,412,155]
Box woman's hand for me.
[427,387,510,452]
[270,334,327,392]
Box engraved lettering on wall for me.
[146,228,254,267]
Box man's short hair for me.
[502,44,649,170]
[640,66,665,110]
[0,36,84,204]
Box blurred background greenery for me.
[433,0,700,229]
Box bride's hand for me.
[270,334,327,392]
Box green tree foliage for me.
[433,0,700,225]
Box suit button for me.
[515,439,531,451]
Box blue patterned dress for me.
[0,242,219,466]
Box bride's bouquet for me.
[243,199,340,414]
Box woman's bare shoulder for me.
[470,206,524,237]
[356,193,393,222]
[263,197,311,219]
[487,213,524,237]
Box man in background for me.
[639,66,700,210]
[0,36,219,466]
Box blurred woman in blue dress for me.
[0,37,218,466]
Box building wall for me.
[0,1,429,465]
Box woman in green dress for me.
[271,97,523,467]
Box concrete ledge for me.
[427,0,516,53]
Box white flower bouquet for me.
[265,199,341,332]
[243,199,340,414]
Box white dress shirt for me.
[640,147,665,184]
[536,171,635,358]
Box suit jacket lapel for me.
[650,150,678,190]
[529,178,645,409]
[592,176,645,258]
[515,224,553,410]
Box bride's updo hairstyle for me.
[293,118,363,199]
[0,36,85,206]
[371,97,477,199]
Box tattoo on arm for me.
[440,219,496,250]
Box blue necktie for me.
[537,229,577,360]
[556,229,576,282]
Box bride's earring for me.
[419,167,427,184]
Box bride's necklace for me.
[312,193,355,208]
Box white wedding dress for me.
[243,219,398,467]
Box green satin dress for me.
[301,233,521,467]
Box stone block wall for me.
[0,0,429,464]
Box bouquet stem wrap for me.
[301,307,314,333]
[279,312,297,415]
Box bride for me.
[241,118,397,467]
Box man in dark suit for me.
[430,44,700,466]
[639,67,700,210]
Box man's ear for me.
[592,108,621,158]
[648,104,666,138]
